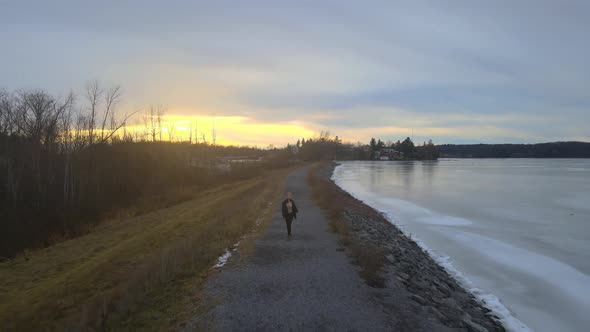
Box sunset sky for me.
[1,1,589,146]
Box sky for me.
[1,0,589,146]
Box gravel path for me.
[184,166,395,331]
[182,165,498,331]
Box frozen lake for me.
[332,159,590,332]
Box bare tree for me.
[100,86,122,142]
[1,91,19,205]
[144,106,157,142]
[74,111,88,149]
[60,97,76,206]
[85,81,132,145]
[168,121,176,142]
[109,109,117,142]
[85,80,102,145]
[99,109,138,144]
[156,105,166,141]
[10,90,74,208]
[193,118,198,144]
[141,104,168,142]
[122,121,128,142]
[0,94,5,134]
[142,112,150,142]
[0,89,13,134]
[59,93,76,151]
[14,90,73,147]
[211,115,217,145]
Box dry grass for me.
[0,167,294,331]
[308,162,386,288]
[41,186,201,248]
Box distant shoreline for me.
[437,141,590,158]
[386,157,590,159]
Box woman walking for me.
[281,192,298,237]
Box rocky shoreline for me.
[316,162,506,332]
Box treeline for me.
[437,142,590,158]
[292,131,344,161]
[0,85,290,257]
[368,137,439,160]
[290,132,439,161]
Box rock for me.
[437,298,465,325]
[440,297,461,311]
[398,272,410,280]
[431,296,443,304]
[410,294,427,305]
[385,254,395,264]
[426,306,448,323]
[413,279,430,291]
[462,317,489,332]
[436,282,452,296]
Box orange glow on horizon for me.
[124,114,316,147]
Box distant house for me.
[188,155,262,171]
[376,148,403,160]
[214,161,231,172]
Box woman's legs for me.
[285,216,293,235]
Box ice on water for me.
[333,159,590,332]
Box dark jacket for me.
[281,199,298,219]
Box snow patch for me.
[213,249,232,268]
[213,241,241,269]
[213,202,271,270]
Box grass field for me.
[0,166,295,331]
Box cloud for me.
[1,0,589,144]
